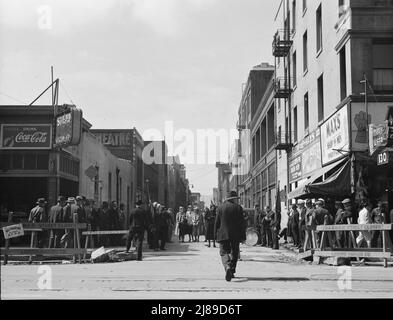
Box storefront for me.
[0,106,80,220]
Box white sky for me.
[0,0,278,196]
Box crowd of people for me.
[254,197,393,251]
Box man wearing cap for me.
[126,200,149,260]
[313,199,333,247]
[29,198,48,247]
[269,206,281,250]
[371,200,387,247]
[48,196,67,248]
[215,191,246,281]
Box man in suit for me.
[215,191,246,282]
[126,200,149,260]
[269,206,281,250]
[48,196,67,248]
[29,198,48,248]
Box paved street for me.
[2,236,393,299]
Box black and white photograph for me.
[1,0,393,311]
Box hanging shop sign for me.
[320,105,349,166]
[289,155,302,181]
[54,108,82,147]
[2,224,24,239]
[377,150,390,166]
[0,124,52,149]
[368,122,391,155]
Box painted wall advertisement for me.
[0,124,52,149]
[320,105,349,166]
[351,103,393,152]
[289,128,322,182]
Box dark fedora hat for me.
[57,195,67,202]
[36,198,47,204]
[226,191,239,200]
[135,200,143,206]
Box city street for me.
[2,237,393,299]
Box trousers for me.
[219,240,240,274]
[126,226,144,260]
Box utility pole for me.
[360,73,369,146]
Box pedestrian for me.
[334,200,346,248]
[126,200,149,260]
[356,199,372,249]
[155,204,169,250]
[60,197,75,248]
[107,201,119,246]
[191,207,201,242]
[147,202,158,249]
[313,199,333,247]
[48,196,67,248]
[214,191,246,281]
[264,206,274,247]
[166,208,175,242]
[290,204,300,247]
[298,200,306,249]
[185,205,193,242]
[178,209,188,243]
[175,206,185,242]
[29,198,48,248]
[269,206,281,250]
[254,204,263,245]
[371,200,387,247]
[205,205,217,247]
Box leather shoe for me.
[225,268,233,282]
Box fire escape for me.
[273,25,294,152]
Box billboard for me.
[54,108,82,147]
[0,124,52,149]
[320,105,349,166]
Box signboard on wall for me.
[92,130,132,147]
[0,124,52,149]
[320,105,349,165]
[54,108,82,147]
[377,150,390,166]
[288,128,322,182]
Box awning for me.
[307,159,351,197]
[287,157,348,200]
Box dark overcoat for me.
[214,200,246,242]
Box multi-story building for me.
[236,63,275,208]
[215,162,232,204]
[273,0,393,210]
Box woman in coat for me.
[204,205,217,247]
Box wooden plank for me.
[314,250,392,258]
[0,222,87,230]
[82,230,128,235]
[1,248,87,255]
[316,224,392,232]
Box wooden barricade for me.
[314,223,393,267]
[1,222,87,264]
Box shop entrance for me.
[0,177,47,218]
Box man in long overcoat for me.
[214,191,246,282]
[126,200,149,260]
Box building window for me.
[302,0,307,14]
[293,106,298,143]
[278,125,282,158]
[339,0,347,17]
[261,118,267,156]
[108,172,112,202]
[292,0,296,30]
[252,135,256,166]
[340,46,347,101]
[304,92,309,130]
[316,4,322,54]
[94,166,99,200]
[293,51,297,88]
[303,31,308,73]
[256,128,261,162]
[267,104,275,150]
[318,74,324,122]
[373,40,393,93]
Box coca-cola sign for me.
[1,124,52,149]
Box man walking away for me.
[126,200,148,261]
[215,191,246,282]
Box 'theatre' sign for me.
[54,108,82,147]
